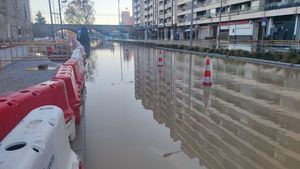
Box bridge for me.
[32,24,133,38]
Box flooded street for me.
[83,43,300,169]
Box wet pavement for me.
[0,60,59,95]
[83,42,300,169]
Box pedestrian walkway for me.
[0,60,59,95]
[123,39,300,52]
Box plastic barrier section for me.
[0,80,76,141]
[0,106,82,169]
[64,58,85,91]
[53,66,81,124]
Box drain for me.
[37,64,48,70]
[5,142,27,151]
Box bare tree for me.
[35,11,46,24]
[64,0,95,24]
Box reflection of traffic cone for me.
[157,50,164,66]
[126,48,129,56]
[203,57,212,86]
[158,66,163,74]
[203,85,212,108]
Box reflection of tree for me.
[84,50,98,82]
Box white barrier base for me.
[0,106,81,169]
[66,117,76,141]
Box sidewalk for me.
[0,60,60,95]
[123,39,300,52]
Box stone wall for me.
[0,0,32,42]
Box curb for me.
[118,40,300,69]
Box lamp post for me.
[118,0,122,39]
[189,0,195,48]
[171,0,174,40]
[217,0,223,49]
[58,0,64,39]
[48,0,55,40]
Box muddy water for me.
[84,43,300,169]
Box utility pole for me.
[58,0,64,39]
[217,0,223,49]
[163,0,166,40]
[146,0,149,40]
[189,0,195,48]
[118,0,121,39]
[171,0,174,40]
[48,0,55,40]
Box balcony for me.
[178,18,187,23]
[205,6,260,18]
[264,0,300,10]
[165,12,172,18]
[177,0,191,5]
[165,2,173,8]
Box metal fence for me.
[0,41,74,68]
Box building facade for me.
[121,11,134,25]
[0,0,32,42]
[132,0,300,40]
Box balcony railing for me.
[264,0,300,10]
[178,19,187,23]
[205,6,260,18]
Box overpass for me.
[32,24,133,38]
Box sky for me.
[30,0,132,25]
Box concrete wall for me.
[0,0,32,42]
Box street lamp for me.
[217,0,223,49]
[48,0,55,40]
[189,0,195,48]
[58,0,64,39]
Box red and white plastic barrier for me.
[0,106,83,169]
[0,80,76,141]
[53,66,81,124]
[0,40,86,168]
[64,57,85,91]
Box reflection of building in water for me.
[122,46,133,62]
[134,47,300,169]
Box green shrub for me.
[287,48,300,63]
[199,47,207,52]
[178,45,185,50]
[207,48,216,53]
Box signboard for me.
[261,17,267,27]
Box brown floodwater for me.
[83,42,300,169]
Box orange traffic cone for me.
[203,57,212,86]
[157,50,164,67]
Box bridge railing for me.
[0,40,75,69]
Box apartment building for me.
[0,0,32,42]
[133,0,300,41]
[121,11,134,25]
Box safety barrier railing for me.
[0,106,83,169]
[0,40,75,69]
[0,39,86,168]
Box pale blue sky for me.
[30,0,132,25]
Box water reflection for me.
[134,46,300,169]
[85,50,99,83]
